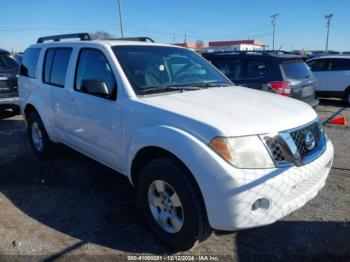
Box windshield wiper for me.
[184,82,230,88]
[139,85,201,94]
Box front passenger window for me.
[75,49,117,99]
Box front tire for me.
[137,157,211,251]
[27,111,56,159]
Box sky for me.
[0,0,349,52]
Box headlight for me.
[209,136,275,169]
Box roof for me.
[0,48,10,55]
[209,40,263,47]
[311,55,350,60]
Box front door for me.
[62,48,122,171]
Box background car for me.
[307,55,350,105]
[0,48,20,114]
[202,51,319,107]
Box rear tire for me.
[345,88,350,106]
[137,157,211,251]
[27,111,56,159]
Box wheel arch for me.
[130,145,209,223]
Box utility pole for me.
[271,14,279,50]
[325,14,333,53]
[117,0,124,38]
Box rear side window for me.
[281,60,312,80]
[329,59,350,71]
[20,48,41,78]
[43,48,72,87]
[307,59,327,71]
[247,60,268,78]
[213,59,244,80]
[0,55,18,72]
[75,48,116,99]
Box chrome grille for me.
[263,120,325,167]
[264,136,285,163]
[290,121,321,157]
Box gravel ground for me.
[0,100,349,261]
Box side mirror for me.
[81,79,110,96]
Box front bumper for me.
[0,96,19,106]
[207,139,334,231]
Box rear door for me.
[280,59,318,104]
[307,59,329,91]
[241,58,270,90]
[326,59,350,92]
[42,47,73,141]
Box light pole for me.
[271,14,279,51]
[117,0,124,38]
[325,14,333,53]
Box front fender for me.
[125,125,238,223]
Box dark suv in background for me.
[202,51,319,107]
[0,48,20,114]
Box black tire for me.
[345,88,350,106]
[27,111,56,159]
[137,157,211,251]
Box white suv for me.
[307,55,350,104]
[19,33,334,251]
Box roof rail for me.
[113,37,155,43]
[37,33,91,43]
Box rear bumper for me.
[0,96,19,106]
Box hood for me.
[141,86,318,137]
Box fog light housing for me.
[251,198,271,214]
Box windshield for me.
[281,60,313,80]
[112,45,232,94]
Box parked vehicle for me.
[202,51,319,107]
[0,48,20,114]
[307,56,350,104]
[19,33,334,251]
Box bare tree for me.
[90,31,115,40]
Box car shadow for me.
[0,118,170,255]
[0,109,18,120]
[318,98,348,108]
[236,221,350,261]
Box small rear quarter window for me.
[20,48,41,78]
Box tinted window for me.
[213,59,244,80]
[50,48,72,87]
[247,60,268,78]
[307,59,327,71]
[43,49,55,83]
[329,59,350,71]
[281,60,312,80]
[20,48,41,78]
[0,55,18,72]
[75,49,116,99]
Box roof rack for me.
[37,33,91,43]
[113,37,155,43]
[203,50,304,58]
